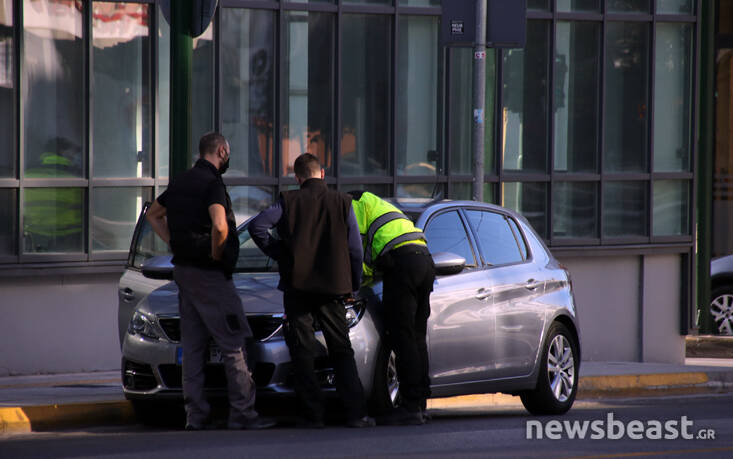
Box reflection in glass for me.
[344,0,389,3]
[23,0,84,178]
[341,15,390,176]
[502,21,549,173]
[451,182,496,204]
[654,23,692,172]
[552,182,597,239]
[0,0,13,178]
[604,23,649,173]
[653,180,688,236]
[282,12,333,177]
[192,21,214,166]
[92,3,151,178]
[395,183,444,200]
[656,0,693,14]
[502,182,547,238]
[228,186,273,226]
[449,48,495,175]
[342,184,390,199]
[528,0,550,10]
[93,187,149,251]
[607,0,650,12]
[554,22,599,173]
[222,9,275,177]
[721,0,733,35]
[713,49,733,256]
[0,189,16,255]
[603,181,647,237]
[157,4,169,178]
[397,16,439,176]
[557,0,600,12]
[23,187,85,253]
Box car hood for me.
[140,273,284,316]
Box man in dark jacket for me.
[248,153,374,428]
[147,132,275,431]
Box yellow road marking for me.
[0,407,31,434]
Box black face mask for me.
[219,156,230,174]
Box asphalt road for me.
[2,394,733,459]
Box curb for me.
[3,370,733,433]
[686,336,733,358]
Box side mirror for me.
[141,255,174,280]
[432,252,466,276]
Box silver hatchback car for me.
[118,200,581,416]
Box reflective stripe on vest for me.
[364,217,426,267]
[377,231,426,260]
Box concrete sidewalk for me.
[2,358,733,434]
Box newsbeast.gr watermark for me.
[526,412,716,440]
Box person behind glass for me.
[348,191,436,426]
[146,132,276,431]
[248,153,375,429]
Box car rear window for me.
[465,210,525,266]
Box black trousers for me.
[379,244,436,412]
[282,290,368,422]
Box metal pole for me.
[472,0,487,202]
[170,0,193,177]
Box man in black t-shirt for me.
[147,132,275,431]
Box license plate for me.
[175,343,223,364]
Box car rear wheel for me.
[520,322,579,415]
[369,345,400,415]
[710,286,733,335]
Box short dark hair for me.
[293,153,321,179]
[199,132,227,156]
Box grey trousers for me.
[173,265,258,425]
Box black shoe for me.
[345,415,376,428]
[185,421,219,431]
[296,417,326,429]
[228,416,277,430]
[377,407,425,426]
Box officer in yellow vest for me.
[348,191,436,425]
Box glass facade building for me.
[0,0,706,330]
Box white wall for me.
[0,273,122,376]
[559,254,686,364]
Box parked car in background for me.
[710,254,733,335]
[118,200,581,416]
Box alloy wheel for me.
[547,334,575,403]
[711,293,733,335]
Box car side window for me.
[466,210,524,266]
[507,217,529,260]
[424,210,477,266]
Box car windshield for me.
[130,208,277,273]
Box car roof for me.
[387,198,522,223]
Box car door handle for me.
[475,288,492,300]
[121,288,135,303]
[525,279,541,291]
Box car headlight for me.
[345,299,366,328]
[128,311,162,340]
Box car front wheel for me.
[369,345,400,415]
[520,322,579,415]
